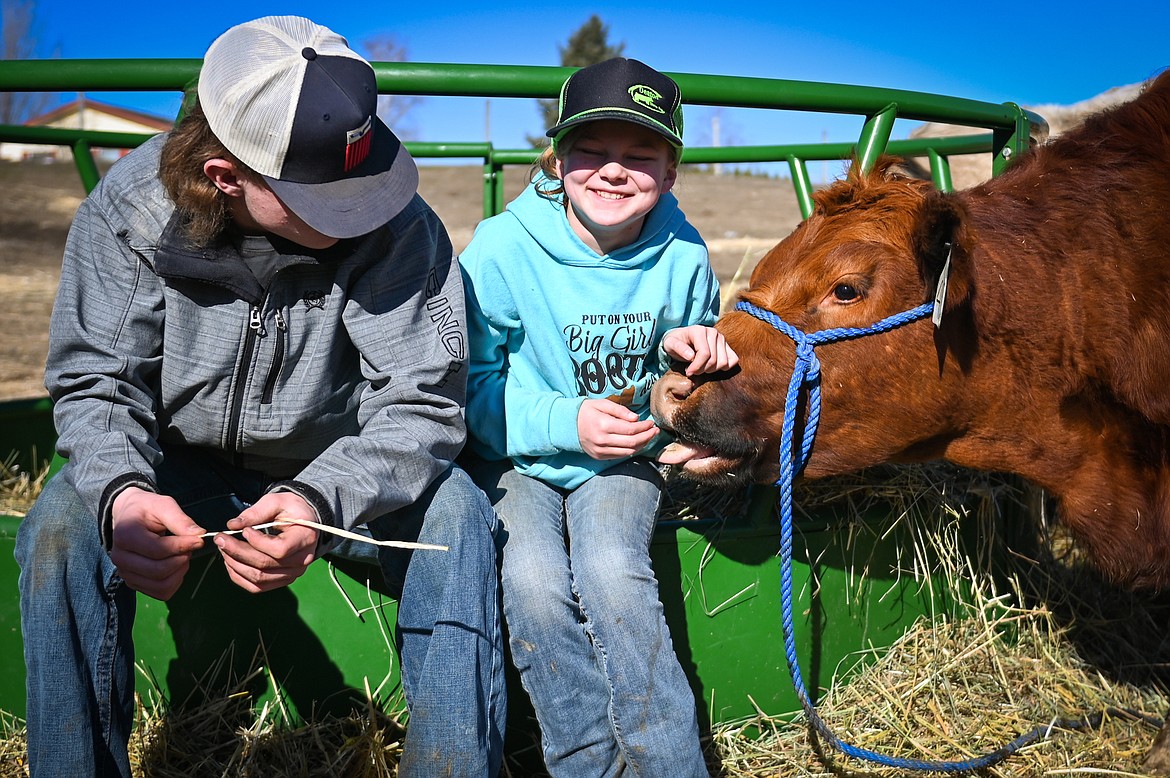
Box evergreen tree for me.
[527,15,625,147]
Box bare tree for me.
[361,33,423,141]
[0,0,56,125]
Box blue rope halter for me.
[736,296,1086,773]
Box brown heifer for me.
[652,69,1170,769]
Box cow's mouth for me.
[656,432,767,485]
[652,370,773,484]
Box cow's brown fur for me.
[653,68,1170,593]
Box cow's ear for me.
[912,191,973,309]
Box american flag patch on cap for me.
[344,115,374,172]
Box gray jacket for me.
[47,134,468,544]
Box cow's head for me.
[652,158,977,484]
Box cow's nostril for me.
[651,372,693,424]
[664,372,694,402]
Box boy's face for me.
[205,157,340,249]
[555,120,678,255]
[234,176,340,249]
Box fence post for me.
[787,155,815,219]
[927,148,954,192]
[856,102,898,173]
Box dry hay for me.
[2,464,1169,777]
[0,453,48,518]
[0,652,409,778]
[128,670,406,778]
[710,576,1167,776]
[0,713,26,778]
[701,464,1170,776]
[711,614,1166,776]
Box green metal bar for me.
[991,101,1047,178]
[787,155,815,219]
[487,149,542,166]
[0,58,201,92]
[0,59,1048,218]
[0,59,1046,137]
[404,141,494,158]
[889,134,994,159]
[676,134,997,165]
[0,124,158,148]
[0,121,1002,216]
[856,103,898,173]
[370,62,1038,131]
[992,124,1014,177]
[372,62,570,99]
[482,160,499,220]
[71,139,100,193]
[927,149,954,192]
[0,120,1002,191]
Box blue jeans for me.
[15,448,505,777]
[468,457,707,777]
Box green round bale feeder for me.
[0,393,1011,734]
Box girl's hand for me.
[662,325,739,375]
[578,398,659,460]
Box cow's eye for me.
[833,284,861,302]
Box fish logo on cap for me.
[628,85,666,114]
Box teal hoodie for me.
[459,177,719,489]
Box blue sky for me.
[27,0,1170,164]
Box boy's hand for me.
[110,487,206,602]
[215,491,321,594]
[662,325,739,375]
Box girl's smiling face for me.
[555,120,678,255]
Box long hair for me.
[532,144,564,200]
[158,100,256,246]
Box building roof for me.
[26,98,173,131]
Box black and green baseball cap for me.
[546,57,684,151]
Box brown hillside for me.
[0,162,804,401]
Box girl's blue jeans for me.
[15,448,505,777]
[468,456,708,778]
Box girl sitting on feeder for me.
[458,57,736,776]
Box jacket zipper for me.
[261,308,287,405]
[226,304,264,450]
